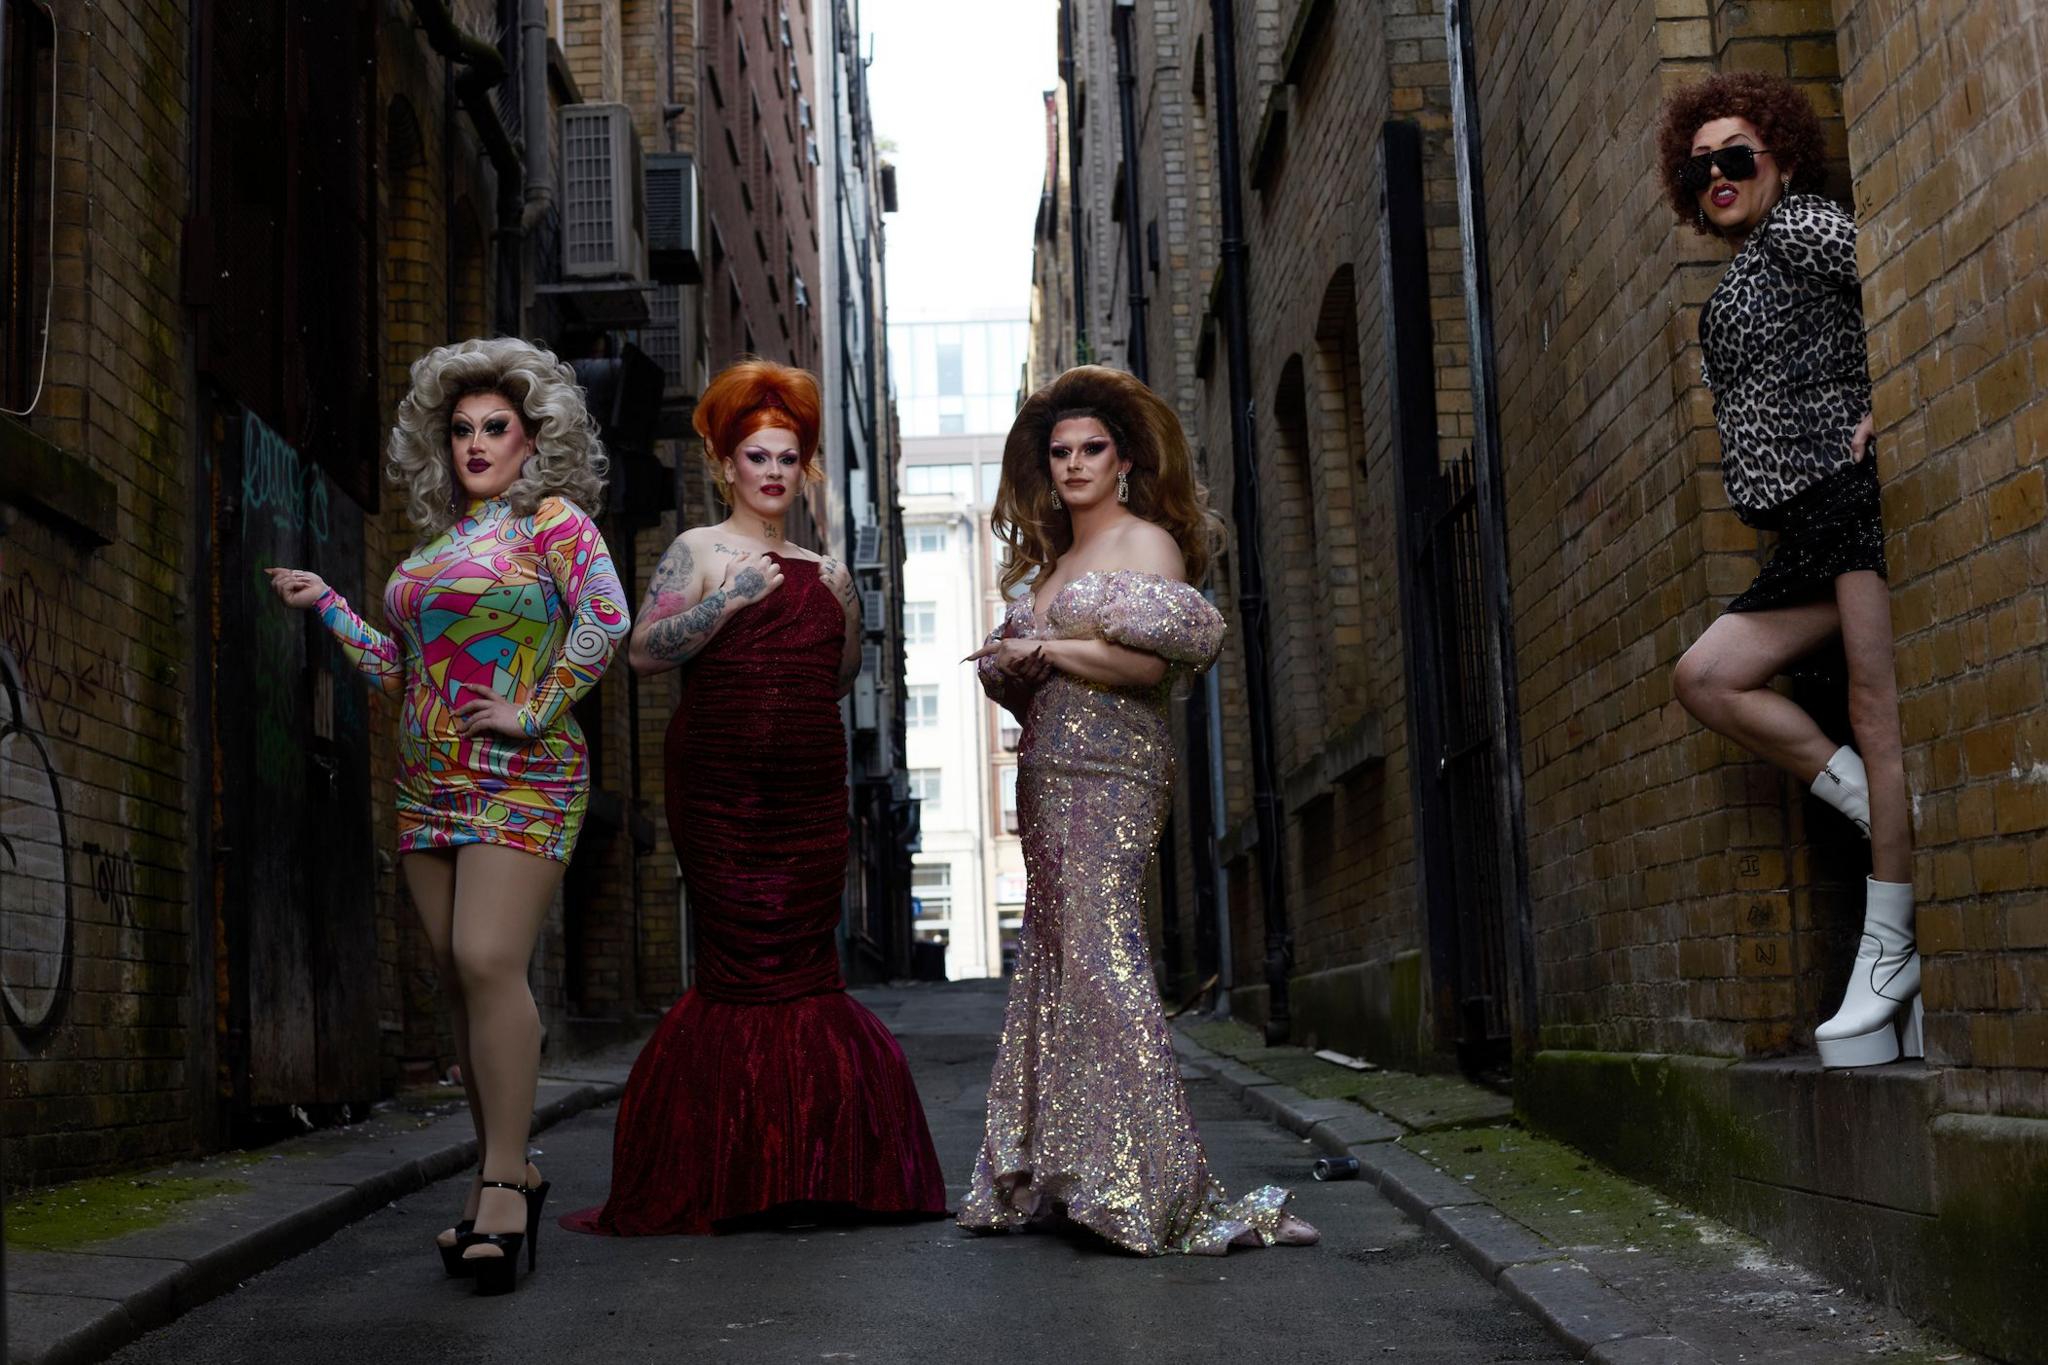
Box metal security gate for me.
[1381,117,1522,1071]
[1413,449,1514,1062]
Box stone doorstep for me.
[4,1077,625,1365]
[1175,1039,1691,1363]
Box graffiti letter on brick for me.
[0,645,72,1038]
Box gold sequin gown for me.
[957,570,1296,1256]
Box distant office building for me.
[890,311,1032,978]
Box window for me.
[904,463,973,499]
[906,684,939,728]
[938,413,966,435]
[907,525,950,556]
[1000,765,1020,834]
[1,0,54,412]
[980,462,1003,505]
[904,601,938,645]
[908,768,943,803]
[999,718,1021,752]
[936,343,964,397]
[912,863,952,920]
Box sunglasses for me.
[1678,145,1771,194]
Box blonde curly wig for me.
[387,337,609,537]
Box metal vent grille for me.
[560,104,644,278]
[644,285,682,389]
[853,523,883,568]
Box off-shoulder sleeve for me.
[314,587,404,695]
[520,498,631,738]
[1761,195,1859,289]
[1096,573,1226,678]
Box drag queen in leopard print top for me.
[1660,73,1921,1071]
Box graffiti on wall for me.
[0,642,73,1040]
[0,566,128,742]
[241,413,331,547]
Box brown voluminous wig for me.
[992,365,1221,597]
[1656,71,1828,234]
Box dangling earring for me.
[1050,485,1063,510]
[1116,471,1130,504]
[1696,207,1709,232]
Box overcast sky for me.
[861,0,1056,321]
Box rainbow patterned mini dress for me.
[316,495,630,862]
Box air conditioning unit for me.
[853,523,883,569]
[645,152,702,285]
[561,103,647,279]
[860,587,885,631]
[853,674,877,731]
[854,642,881,731]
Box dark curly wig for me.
[1656,71,1828,235]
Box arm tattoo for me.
[642,588,731,663]
[733,567,766,599]
[833,561,861,692]
[819,558,858,610]
[640,538,696,617]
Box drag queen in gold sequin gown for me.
[959,367,1316,1257]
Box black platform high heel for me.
[437,1218,477,1278]
[461,1179,547,1296]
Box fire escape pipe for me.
[1206,0,1293,1041]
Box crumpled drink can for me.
[1312,1155,1361,1181]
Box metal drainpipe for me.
[1206,0,1292,1042]
[520,0,552,232]
[1058,0,1087,365]
[407,0,524,333]
[1111,0,1146,378]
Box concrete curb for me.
[8,1079,624,1365]
[1176,1044,1702,1364]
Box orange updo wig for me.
[694,358,823,502]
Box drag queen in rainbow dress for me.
[269,338,629,1294]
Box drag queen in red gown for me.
[563,359,946,1235]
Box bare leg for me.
[1835,571,1912,883]
[1672,600,1845,781]
[450,844,562,1259]
[401,851,485,1249]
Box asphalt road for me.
[106,982,1567,1365]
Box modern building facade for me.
[889,311,1032,979]
[1048,1,2048,1358]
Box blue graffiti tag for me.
[241,414,332,544]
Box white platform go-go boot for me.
[1810,745,1872,839]
[1814,876,1921,1068]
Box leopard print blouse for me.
[1699,193,1873,524]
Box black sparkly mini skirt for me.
[1727,456,1887,613]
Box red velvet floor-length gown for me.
[563,554,947,1235]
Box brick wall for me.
[700,0,821,375]
[1832,0,2048,1110]
[1,0,197,1184]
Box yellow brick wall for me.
[1832,0,2048,1108]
